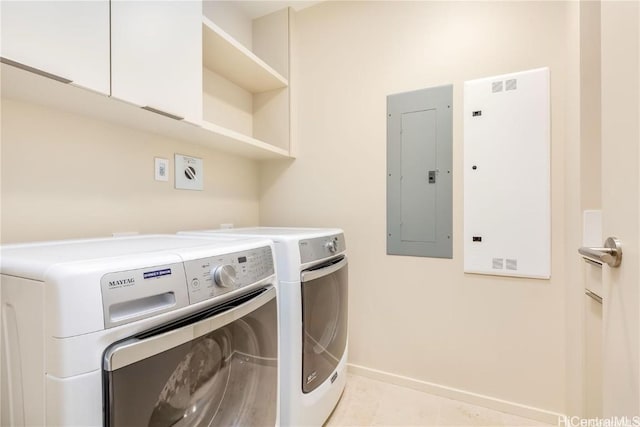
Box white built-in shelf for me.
[202,17,288,93]
[1,63,293,160]
[199,119,290,158]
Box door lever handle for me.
[579,237,622,268]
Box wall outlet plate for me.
[155,157,169,181]
[175,154,203,191]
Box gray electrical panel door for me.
[387,84,452,258]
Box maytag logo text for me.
[108,277,135,288]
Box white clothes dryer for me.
[179,227,348,426]
[0,235,279,426]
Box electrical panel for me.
[464,68,550,278]
[387,84,453,258]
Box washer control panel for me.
[184,245,274,304]
[299,233,346,264]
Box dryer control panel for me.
[184,245,275,304]
[299,233,346,264]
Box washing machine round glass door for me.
[103,287,278,427]
[300,256,348,393]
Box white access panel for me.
[463,68,550,279]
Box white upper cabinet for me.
[1,0,292,159]
[111,0,202,124]
[0,0,110,95]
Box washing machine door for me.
[102,287,277,427]
[300,256,348,393]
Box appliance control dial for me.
[185,246,274,305]
[325,239,338,253]
[211,265,237,288]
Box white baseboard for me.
[347,363,564,425]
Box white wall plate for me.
[154,157,169,181]
[175,154,203,190]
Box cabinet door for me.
[0,0,110,95]
[111,0,202,124]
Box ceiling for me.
[235,1,321,19]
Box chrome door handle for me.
[300,256,347,282]
[104,286,276,371]
[579,237,622,268]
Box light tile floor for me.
[324,374,553,427]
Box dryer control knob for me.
[325,240,338,253]
[211,265,237,288]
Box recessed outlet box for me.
[175,154,203,191]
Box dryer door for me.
[103,287,277,427]
[300,256,348,393]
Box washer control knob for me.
[325,240,338,253]
[211,265,237,288]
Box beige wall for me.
[0,98,260,243]
[260,1,580,416]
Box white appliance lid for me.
[183,227,343,240]
[0,234,267,280]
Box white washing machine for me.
[180,227,348,426]
[0,234,279,426]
